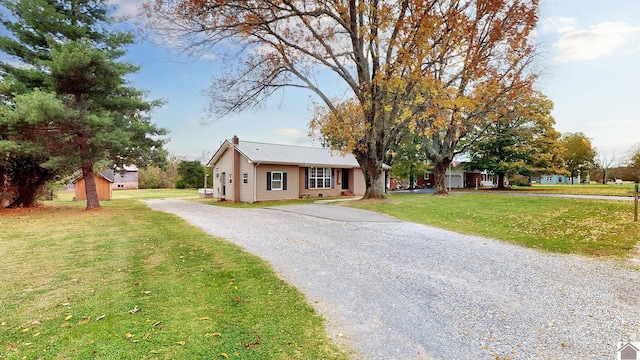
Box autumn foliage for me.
[144,0,541,197]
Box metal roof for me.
[210,139,361,168]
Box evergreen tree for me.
[0,0,167,208]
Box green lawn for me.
[55,188,199,202]
[508,183,637,197]
[0,200,346,359]
[349,193,640,258]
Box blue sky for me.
[112,0,640,163]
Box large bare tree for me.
[144,0,539,198]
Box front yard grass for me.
[509,183,636,197]
[349,193,640,258]
[0,200,346,360]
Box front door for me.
[341,169,350,190]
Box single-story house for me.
[103,165,139,190]
[207,136,384,203]
[74,173,113,201]
[417,161,491,189]
[538,174,578,184]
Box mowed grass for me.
[0,200,346,359]
[349,193,640,258]
[510,183,637,197]
[55,189,199,202]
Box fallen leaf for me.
[22,328,30,333]
[233,296,241,302]
[64,315,72,321]
[143,333,151,340]
[79,317,90,325]
[220,353,229,359]
[141,291,151,295]
[124,333,134,339]
[198,317,210,321]
[60,322,70,328]
[128,306,140,314]
[177,341,185,345]
[96,315,105,321]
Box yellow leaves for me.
[220,353,229,359]
[124,332,134,339]
[205,332,222,338]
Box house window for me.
[242,173,248,184]
[215,167,220,179]
[546,176,553,181]
[308,167,332,189]
[229,173,232,184]
[266,171,287,191]
[271,172,282,190]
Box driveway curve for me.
[146,199,640,360]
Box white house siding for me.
[255,165,299,201]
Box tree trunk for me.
[8,186,38,208]
[81,160,101,210]
[362,161,385,199]
[409,170,414,190]
[433,159,452,195]
[497,173,506,189]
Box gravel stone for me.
[146,199,640,360]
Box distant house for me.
[104,165,139,190]
[538,174,578,184]
[207,136,386,203]
[74,174,113,201]
[417,161,491,189]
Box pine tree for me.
[0,0,167,208]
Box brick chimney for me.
[232,135,239,145]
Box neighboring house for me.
[103,165,139,190]
[74,174,113,201]
[207,136,384,203]
[419,161,491,189]
[538,174,578,184]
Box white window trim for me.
[308,167,332,189]
[271,171,283,190]
[242,172,248,185]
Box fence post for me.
[635,183,638,222]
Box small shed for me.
[74,174,113,201]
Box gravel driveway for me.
[146,199,640,360]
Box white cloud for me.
[543,16,577,33]
[552,21,640,63]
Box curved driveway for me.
[146,199,640,359]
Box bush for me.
[509,175,531,186]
